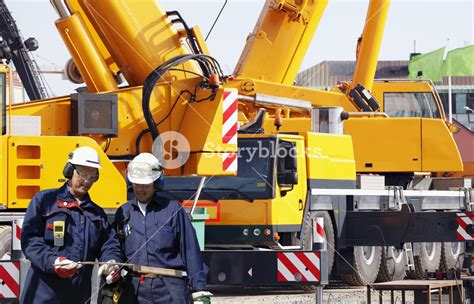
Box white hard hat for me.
[127,153,162,185]
[69,146,102,169]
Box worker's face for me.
[69,165,99,199]
[132,183,154,203]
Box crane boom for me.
[0,0,48,101]
[234,0,328,84]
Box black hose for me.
[141,54,224,141]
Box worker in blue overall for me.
[20,146,123,304]
[115,153,211,304]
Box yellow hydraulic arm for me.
[351,0,390,92]
[234,0,327,85]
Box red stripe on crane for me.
[223,99,238,123]
[277,253,308,282]
[222,123,238,143]
[316,223,324,238]
[16,225,21,241]
[296,252,320,281]
[223,91,231,100]
[0,265,19,298]
[277,270,286,282]
[457,216,468,229]
[222,153,237,171]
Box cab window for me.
[384,92,440,118]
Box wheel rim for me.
[363,246,375,265]
[390,247,404,263]
[450,242,461,258]
[424,242,436,260]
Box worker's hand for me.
[192,291,213,304]
[53,257,82,278]
[98,260,120,284]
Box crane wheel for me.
[0,225,12,260]
[407,242,442,279]
[376,246,407,282]
[440,242,465,272]
[300,211,335,291]
[341,246,382,286]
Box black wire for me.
[142,54,224,141]
[156,90,193,126]
[136,90,193,154]
[169,68,208,79]
[135,128,150,155]
[205,0,228,41]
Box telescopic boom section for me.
[351,0,390,92]
[70,0,201,86]
[234,0,328,85]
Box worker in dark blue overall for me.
[115,153,211,304]
[20,146,123,304]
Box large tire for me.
[377,246,407,282]
[341,246,382,286]
[0,225,12,260]
[302,211,335,275]
[408,242,442,279]
[441,242,465,271]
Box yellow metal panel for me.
[304,133,356,180]
[345,118,422,172]
[179,89,238,153]
[421,119,463,172]
[262,117,311,134]
[7,136,125,209]
[206,200,270,226]
[0,136,7,208]
[10,97,71,136]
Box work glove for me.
[54,257,82,278]
[192,291,213,304]
[98,260,121,284]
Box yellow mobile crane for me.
[0,0,472,298]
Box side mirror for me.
[284,172,298,185]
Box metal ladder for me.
[403,243,415,271]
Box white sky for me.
[4,0,474,98]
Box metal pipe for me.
[50,0,70,18]
[342,111,389,119]
[189,176,206,219]
[238,94,312,110]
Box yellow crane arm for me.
[234,0,328,85]
[351,0,390,92]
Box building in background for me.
[296,60,474,130]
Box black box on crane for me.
[70,93,118,137]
